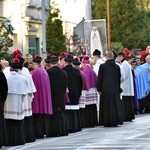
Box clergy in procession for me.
[0,60,8,148]
[72,57,89,128]
[16,54,37,143]
[46,56,68,137]
[44,54,51,70]
[134,54,150,113]
[81,55,98,127]
[117,51,135,121]
[92,49,104,116]
[97,51,124,127]
[131,60,140,114]
[92,49,104,76]
[58,52,68,69]
[63,54,83,133]
[32,54,53,138]
[4,58,28,146]
[3,49,30,76]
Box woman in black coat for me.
[0,63,8,148]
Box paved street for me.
[2,114,150,150]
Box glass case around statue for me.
[84,19,107,57]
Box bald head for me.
[106,51,114,60]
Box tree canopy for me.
[0,20,13,53]
[94,0,150,51]
[46,3,66,55]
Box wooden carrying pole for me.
[107,0,111,50]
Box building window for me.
[28,36,40,56]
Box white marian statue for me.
[90,26,103,56]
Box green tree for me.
[110,42,124,53]
[94,0,150,50]
[0,20,13,53]
[94,0,107,19]
[110,0,149,49]
[46,3,66,55]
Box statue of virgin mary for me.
[90,26,103,56]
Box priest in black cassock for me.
[63,54,83,133]
[97,51,124,127]
[46,56,68,137]
[0,61,8,148]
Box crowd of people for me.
[0,47,150,148]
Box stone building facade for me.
[0,0,50,56]
[0,0,92,55]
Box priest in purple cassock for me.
[131,60,140,114]
[32,54,53,138]
[81,55,98,127]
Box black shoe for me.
[104,124,118,127]
[134,111,140,115]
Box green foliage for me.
[110,42,124,52]
[94,0,150,50]
[46,3,66,55]
[0,21,13,53]
[0,52,12,61]
[94,0,107,19]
